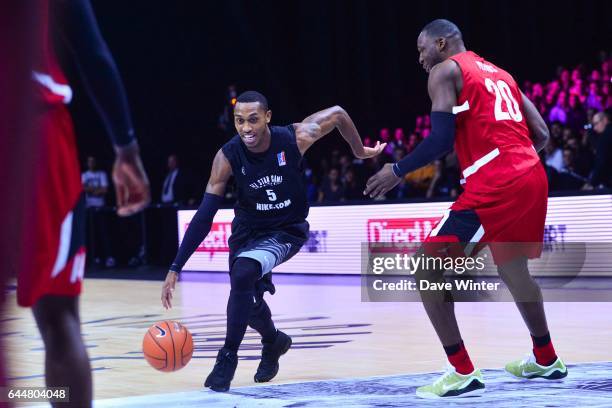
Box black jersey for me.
[222,125,309,230]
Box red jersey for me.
[32,1,72,106]
[449,51,539,198]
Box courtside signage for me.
[178,194,612,275]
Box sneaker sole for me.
[416,378,485,399]
[254,336,292,383]
[504,366,568,380]
[416,386,485,399]
[207,384,230,392]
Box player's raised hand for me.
[161,271,178,309]
[364,163,401,199]
[354,141,387,159]
[113,141,151,217]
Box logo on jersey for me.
[476,60,498,73]
[241,166,246,175]
[249,175,283,189]
[277,151,287,166]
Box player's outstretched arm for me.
[293,106,386,157]
[521,92,549,152]
[161,149,232,309]
[55,0,150,216]
[364,60,459,199]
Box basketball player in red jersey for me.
[17,1,150,407]
[365,19,567,398]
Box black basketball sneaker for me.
[254,330,292,383]
[204,348,238,392]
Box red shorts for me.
[428,163,548,265]
[17,104,85,307]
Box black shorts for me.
[228,220,309,275]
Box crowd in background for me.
[307,53,612,202]
[84,53,612,209]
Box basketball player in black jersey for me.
[161,91,385,392]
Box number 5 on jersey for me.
[485,78,523,122]
[266,189,277,202]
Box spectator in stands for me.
[550,121,563,142]
[303,167,318,202]
[549,92,568,124]
[544,138,563,171]
[543,92,556,119]
[217,84,238,138]
[560,69,571,91]
[415,116,424,133]
[318,167,344,202]
[602,82,611,109]
[379,128,394,156]
[81,156,115,268]
[554,149,588,190]
[589,111,612,188]
[161,154,195,205]
[601,61,610,82]
[406,133,420,153]
[566,136,593,177]
[82,156,108,208]
[571,68,582,84]
[426,154,460,199]
[339,154,352,180]
[566,94,587,130]
[386,148,412,200]
[586,82,604,111]
[343,167,363,201]
[562,127,574,145]
[319,157,330,179]
[389,128,406,152]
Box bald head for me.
[417,19,466,73]
[592,111,610,134]
[421,19,463,41]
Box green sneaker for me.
[505,353,568,380]
[416,365,485,399]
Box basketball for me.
[142,320,193,372]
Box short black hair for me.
[236,91,269,111]
[421,19,462,41]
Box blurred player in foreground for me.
[17,1,150,406]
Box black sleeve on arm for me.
[392,112,456,177]
[55,0,135,147]
[169,193,223,273]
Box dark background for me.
[64,0,612,198]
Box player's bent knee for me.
[230,257,263,291]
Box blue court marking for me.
[89,362,612,408]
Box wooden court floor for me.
[4,273,612,403]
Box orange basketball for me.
[142,320,193,372]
